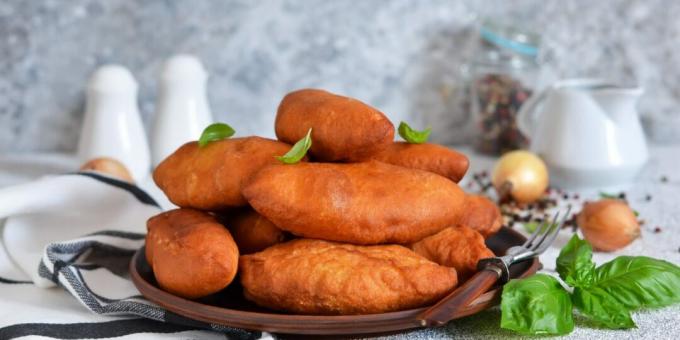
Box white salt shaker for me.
[150,55,213,166]
[77,65,151,181]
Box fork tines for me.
[522,207,572,254]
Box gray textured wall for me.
[1,0,678,153]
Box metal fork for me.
[417,208,571,327]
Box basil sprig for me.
[198,123,235,147]
[277,128,312,164]
[501,234,680,335]
[398,121,431,144]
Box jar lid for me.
[480,23,540,57]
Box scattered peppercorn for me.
[645,194,652,202]
[654,226,662,233]
[472,176,488,192]
[561,219,571,229]
[467,171,586,233]
[562,214,578,232]
[661,176,669,183]
[618,192,626,200]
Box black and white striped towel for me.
[0,172,265,340]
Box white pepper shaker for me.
[151,55,213,166]
[77,65,151,181]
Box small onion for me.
[577,199,640,252]
[491,150,548,204]
[80,157,134,183]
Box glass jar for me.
[469,22,543,155]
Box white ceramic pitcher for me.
[517,79,647,189]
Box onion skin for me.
[491,151,548,204]
[80,157,134,183]
[577,199,640,252]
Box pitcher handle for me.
[517,88,548,138]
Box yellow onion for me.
[80,157,134,183]
[491,150,548,204]
[577,199,640,252]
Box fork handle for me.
[416,267,502,327]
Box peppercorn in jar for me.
[469,21,543,155]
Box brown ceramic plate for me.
[130,226,539,336]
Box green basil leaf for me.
[198,123,235,147]
[398,121,431,144]
[572,286,636,329]
[524,221,558,234]
[523,222,538,233]
[599,191,619,199]
[556,234,595,287]
[501,274,574,335]
[276,128,312,164]
[592,256,680,309]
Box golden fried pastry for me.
[459,194,503,238]
[153,137,293,210]
[275,89,394,161]
[243,161,466,245]
[411,225,495,281]
[146,209,239,299]
[240,239,458,315]
[368,142,469,182]
[220,208,288,254]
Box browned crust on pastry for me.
[220,208,288,254]
[146,209,239,299]
[240,239,458,314]
[275,89,394,161]
[411,225,495,281]
[153,137,293,210]
[459,195,503,238]
[243,161,466,245]
[368,142,469,182]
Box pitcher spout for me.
[590,84,643,124]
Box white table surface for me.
[0,145,679,339]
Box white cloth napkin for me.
[0,170,263,340]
